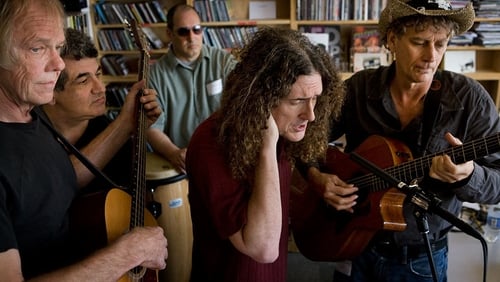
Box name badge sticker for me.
[206,79,223,96]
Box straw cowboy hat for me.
[379,0,475,37]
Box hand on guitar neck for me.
[305,166,359,213]
[427,132,474,183]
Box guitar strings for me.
[348,133,500,192]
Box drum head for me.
[146,152,179,179]
[146,152,187,186]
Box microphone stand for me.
[349,152,488,282]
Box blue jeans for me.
[333,244,448,282]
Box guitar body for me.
[290,135,410,261]
[70,188,158,282]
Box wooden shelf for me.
[202,19,291,26]
[102,74,138,84]
[296,20,379,26]
[465,71,500,81]
[99,49,168,55]
[94,23,167,29]
[448,46,500,51]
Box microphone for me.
[349,152,484,241]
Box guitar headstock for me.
[125,18,150,55]
[124,18,150,83]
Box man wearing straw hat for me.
[302,0,500,281]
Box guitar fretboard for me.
[351,133,500,192]
[128,18,151,231]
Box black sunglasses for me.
[176,25,203,37]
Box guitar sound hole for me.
[129,266,146,280]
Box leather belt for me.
[372,236,448,261]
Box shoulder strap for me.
[421,75,443,150]
[33,107,123,189]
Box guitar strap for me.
[421,72,443,152]
[33,107,123,189]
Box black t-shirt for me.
[0,114,78,278]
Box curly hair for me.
[54,28,98,92]
[382,15,459,46]
[217,26,345,180]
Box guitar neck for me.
[129,19,150,230]
[352,133,500,192]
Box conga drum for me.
[146,152,192,282]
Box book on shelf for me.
[473,22,500,46]
[97,29,137,51]
[151,1,167,22]
[203,26,258,49]
[141,27,164,49]
[473,0,500,18]
[449,31,477,46]
[65,8,92,38]
[299,26,347,71]
[443,50,476,73]
[297,0,387,21]
[106,84,129,110]
[303,33,330,51]
[351,26,382,53]
[352,52,391,73]
[249,1,276,20]
[93,1,166,25]
[350,25,391,72]
[450,0,470,9]
[101,55,130,76]
[101,56,118,76]
[194,0,230,22]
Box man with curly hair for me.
[186,27,345,282]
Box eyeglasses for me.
[175,25,203,37]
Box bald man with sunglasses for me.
[147,4,238,173]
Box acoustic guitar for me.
[70,19,158,282]
[290,134,500,262]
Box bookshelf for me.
[188,0,290,49]
[88,0,174,82]
[292,2,500,109]
[87,0,500,111]
[87,0,185,109]
[65,8,93,38]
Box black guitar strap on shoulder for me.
[421,73,443,152]
[33,107,124,190]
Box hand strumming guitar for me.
[307,166,359,213]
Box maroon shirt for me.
[187,114,290,282]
